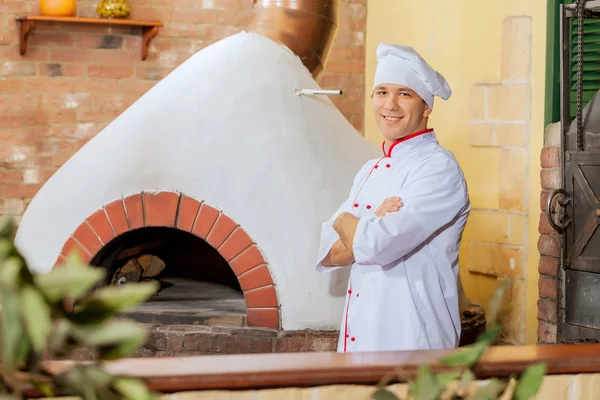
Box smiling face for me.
[371,84,431,145]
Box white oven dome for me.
[15,31,379,330]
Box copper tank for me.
[248,0,340,79]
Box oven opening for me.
[90,227,246,326]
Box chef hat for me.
[373,43,451,110]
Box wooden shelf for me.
[16,16,163,60]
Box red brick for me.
[0,169,22,182]
[229,245,266,276]
[78,109,120,123]
[88,65,134,79]
[244,285,278,308]
[192,203,220,239]
[537,299,557,323]
[86,209,116,244]
[203,0,240,10]
[1,0,28,13]
[540,190,550,212]
[135,67,172,81]
[216,11,249,26]
[218,227,253,261]
[538,256,559,277]
[61,237,92,259]
[538,235,560,257]
[0,80,24,92]
[541,147,560,168]
[143,191,179,227]
[95,50,139,65]
[238,264,273,291]
[72,221,103,256]
[0,61,37,77]
[105,199,129,234]
[123,194,144,230]
[538,276,557,300]
[206,213,238,249]
[246,308,279,330]
[176,196,201,232]
[541,168,561,190]
[275,331,338,353]
[29,32,74,47]
[50,48,96,63]
[537,320,557,344]
[172,9,218,24]
[25,78,75,92]
[5,185,41,199]
[538,212,556,235]
[330,46,365,61]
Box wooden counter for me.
[38,343,600,394]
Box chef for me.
[316,43,471,352]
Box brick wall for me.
[0,0,367,223]
[537,122,562,344]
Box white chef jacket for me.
[316,129,470,353]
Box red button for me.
[353,203,359,208]
[366,205,372,209]
[386,164,391,168]
[346,334,349,338]
[351,337,356,341]
[374,165,379,169]
[348,289,352,294]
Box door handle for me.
[546,189,572,233]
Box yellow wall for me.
[364,0,547,344]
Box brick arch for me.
[56,191,279,330]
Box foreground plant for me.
[373,281,546,400]
[0,218,159,399]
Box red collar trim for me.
[382,128,434,157]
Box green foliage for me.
[0,218,159,399]
[372,280,546,400]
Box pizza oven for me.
[14,0,380,337]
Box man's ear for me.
[422,102,432,118]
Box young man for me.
[316,43,470,353]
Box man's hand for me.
[321,240,355,267]
[375,197,403,217]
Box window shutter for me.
[570,16,600,118]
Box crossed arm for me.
[320,197,403,267]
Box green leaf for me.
[409,365,442,400]
[20,285,52,352]
[457,369,476,392]
[0,288,23,372]
[34,259,105,303]
[486,280,511,326]
[372,387,400,400]
[514,363,546,400]
[0,257,24,290]
[98,334,147,360]
[113,378,154,400]
[47,318,72,357]
[0,218,14,240]
[54,366,98,400]
[71,319,147,347]
[81,366,113,391]
[79,282,159,311]
[31,380,54,397]
[465,379,506,400]
[440,341,488,368]
[436,370,462,386]
[475,325,501,345]
[70,282,159,324]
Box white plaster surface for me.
[15,31,379,330]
